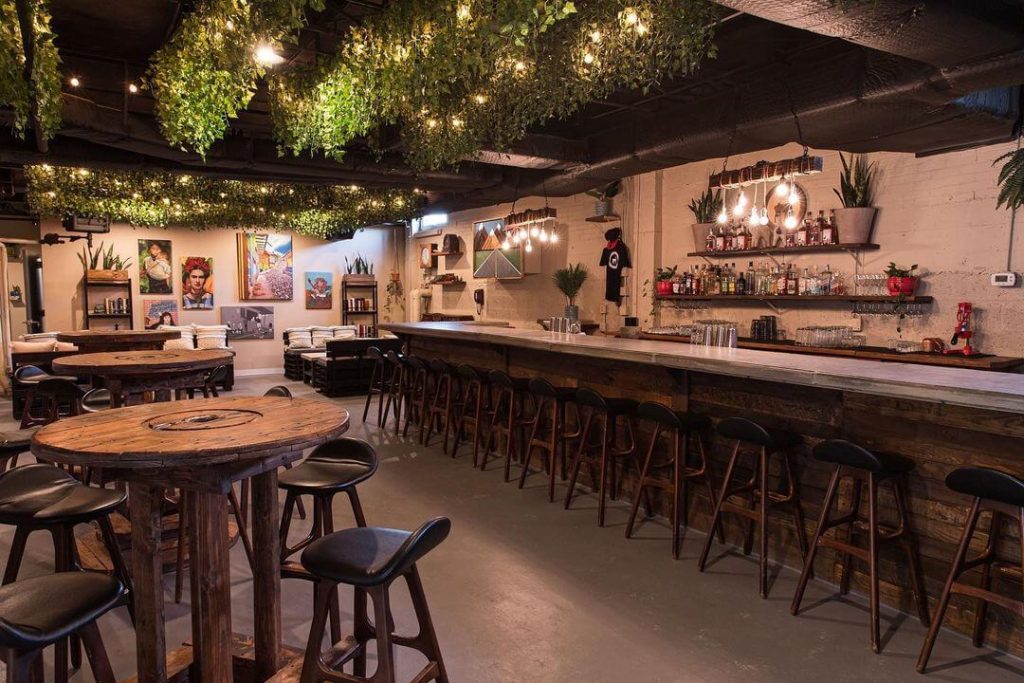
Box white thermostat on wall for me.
[990,272,1018,287]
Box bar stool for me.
[262,385,305,519]
[698,417,809,599]
[298,517,451,683]
[380,350,406,432]
[625,401,721,559]
[80,387,113,413]
[790,439,929,653]
[185,364,228,398]
[518,378,578,501]
[279,437,379,645]
[564,388,639,526]
[423,359,460,454]
[917,467,1024,672]
[0,572,124,683]
[0,432,32,474]
[451,364,492,465]
[482,370,534,482]
[400,355,431,441]
[17,373,83,429]
[362,346,390,426]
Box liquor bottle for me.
[822,210,836,244]
[796,213,809,246]
[735,222,750,250]
[786,265,798,295]
[736,267,746,295]
[746,261,755,295]
[776,263,787,296]
[714,227,726,252]
[821,263,833,295]
[705,226,716,252]
[799,267,809,295]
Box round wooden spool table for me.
[52,349,232,407]
[32,396,350,683]
[57,329,179,353]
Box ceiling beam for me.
[474,134,589,170]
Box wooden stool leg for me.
[229,486,255,573]
[698,442,742,572]
[370,586,397,683]
[278,491,297,561]
[3,648,41,683]
[78,621,116,683]
[672,429,683,559]
[893,478,930,628]
[564,412,593,510]
[867,473,881,652]
[597,415,610,527]
[625,426,658,540]
[406,566,450,683]
[352,587,370,677]
[758,447,770,599]
[502,391,516,483]
[299,581,333,683]
[347,488,367,527]
[3,526,29,585]
[319,495,342,647]
[97,516,135,624]
[839,478,863,596]
[791,466,842,616]
[971,511,996,647]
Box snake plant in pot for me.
[553,263,588,320]
[688,188,723,251]
[832,153,877,244]
[585,181,621,218]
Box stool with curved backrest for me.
[698,416,809,599]
[298,517,451,683]
[791,439,929,653]
[0,432,33,474]
[279,437,379,646]
[264,385,293,398]
[481,370,534,482]
[917,467,1024,672]
[400,355,431,441]
[380,351,406,432]
[185,364,228,399]
[451,365,492,466]
[518,378,579,501]
[0,572,124,683]
[80,388,113,413]
[16,365,84,429]
[362,347,390,426]
[625,401,721,559]
[423,359,460,454]
[564,388,640,526]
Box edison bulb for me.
[549,232,559,244]
[788,191,800,205]
[501,239,511,250]
[737,191,747,207]
[759,209,769,226]
[530,226,539,237]
[539,230,549,243]
[732,203,745,218]
[525,241,533,253]
[512,232,522,244]
[775,181,789,197]
[716,208,728,224]
[784,213,798,230]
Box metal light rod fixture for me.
[709,154,823,190]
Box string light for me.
[775,177,789,197]
[254,44,285,66]
[456,4,471,21]
[473,94,487,105]
[582,51,594,65]
[623,8,639,26]
[502,238,511,250]
[128,83,139,94]
[590,30,602,44]
[525,241,533,253]
[635,22,648,36]
[783,208,798,230]
[549,232,559,244]
[716,207,728,224]
[68,76,80,88]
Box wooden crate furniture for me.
[314,337,404,397]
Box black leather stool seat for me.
[264,385,293,398]
[14,366,77,384]
[527,378,576,401]
[487,370,530,393]
[574,388,637,416]
[428,359,455,374]
[946,467,1024,508]
[812,439,914,474]
[278,438,378,492]
[0,465,126,525]
[0,432,33,453]
[0,572,124,650]
[80,388,112,413]
[302,517,451,588]
[636,402,710,431]
[716,417,802,450]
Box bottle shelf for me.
[687,243,880,258]
[655,294,933,304]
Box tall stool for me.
[564,388,639,526]
[298,517,451,683]
[0,572,124,683]
[452,364,492,465]
[698,417,809,598]
[400,355,431,441]
[625,401,721,559]
[423,359,460,453]
[80,387,113,413]
[518,378,577,501]
[279,437,379,645]
[917,467,1024,673]
[185,364,228,398]
[0,432,32,474]
[482,370,533,482]
[18,375,83,429]
[790,440,929,653]
[362,346,390,426]
[380,351,406,432]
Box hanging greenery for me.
[0,0,62,141]
[995,145,1024,212]
[269,0,718,170]
[24,165,420,240]
[149,0,324,157]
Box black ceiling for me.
[2,0,1023,219]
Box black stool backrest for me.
[386,517,452,580]
[366,346,384,361]
[206,365,228,384]
[716,417,773,447]
[403,354,427,372]
[13,365,47,383]
[307,437,379,477]
[386,350,404,367]
[429,358,454,375]
[946,467,1024,508]
[457,364,484,382]
[636,401,681,428]
[528,378,558,398]
[35,378,83,400]
[811,439,886,472]
[487,369,515,389]
[80,388,112,413]
[574,387,608,410]
[264,386,293,398]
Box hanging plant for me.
[25,164,421,240]
[995,145,1024,212]
[0,0,62,141]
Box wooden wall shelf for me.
[687,243,880,258]
[585,215,622,223]
[655,294,933,304]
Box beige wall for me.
[423,140,1024,356]
[39,221,406,371]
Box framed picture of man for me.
[181,256,214,309]
[139,239,173,294]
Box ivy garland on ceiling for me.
[0,0,62,141]
[24,165,420,239]
[269,0,719,170]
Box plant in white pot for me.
[832,153,877,244]
[688,188,723,251]
[552,263,588,321]
[585,180,621,217]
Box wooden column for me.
[187,491,233,683]
[128,483,167,683]
[251,469,282,681]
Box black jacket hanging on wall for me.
[599,227,630,304]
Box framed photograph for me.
[143,299,178,329]
[237,232,293,300]
[473,217,523,279]
[139,239,173,294]
[181,256,214,310]
[305,271,333,310]
[221,305,275,340]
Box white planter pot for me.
[691,223,715,252]
[593,199,612,217]
[833,207,878,244]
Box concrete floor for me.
[2,374,1023,683]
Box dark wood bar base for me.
[402,332,1024,656]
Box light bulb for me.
[590,30,602,44]
[623,9,639,25]
[759,209,769,226]
[732,202,745,218]
[716,208,728,224]
[788,191,799,205]
[525,241,533,253]
[775,181,788,197]
[456,4,471,21]
[582,51,594,65]
[539,230,549,243]
[737,191,747,207]
[549,232,559,243]
[784,212,798,230]
[254,44,285,66]
[473,94,487,105]
[530,226,539,237]
[512,232,522,244]
[128,83,139,94]
[501,239,511,250]
[69,76,80,88]
[635,22,648,36]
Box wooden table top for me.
[52,349,232,376]
[31,396,349,468]
[57,329,179,344]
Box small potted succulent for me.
[552,263,588,320]
[688,188,723,251]
[832,153,877,244]
[885,262,919,295]
[655,265,677,296]
[78,241,132,281]
[585,180,622,217]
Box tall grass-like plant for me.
[688,188,723,223]
[552,263,588,306]
[833,153,875,208]
[996,146,1024,211]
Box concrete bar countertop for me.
[382,322,1024,415]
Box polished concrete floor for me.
[2,375,1023,683]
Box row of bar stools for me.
[482,370,534,482]
[625,402,721,559]
[453,364,493,466]
[518,378,578,501]
[698,417,809,598]
[790,439,929,652]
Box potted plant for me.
[585,180,621,217]
[343,253,375,282]
[384,277,405,318]
[884,262,919,295]
[655,265,677,296]
[688,188,723,251]
[552,263,588,320]
[996,144,1024,211]
[78,241,132,281]
[832,152,877,244]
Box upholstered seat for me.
[487,370,530,393]
[278,437,378,492]
[80,388,113,413]
[0,465,126,525]
[263,385,293,398]
[574,388,637,416]
[946,467,1024,508]
[716,416,802,450]
[0,573,124,650]
[812,439,914,474]
[0,432,33,454]
[635,401,711,432]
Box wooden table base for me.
[124,635,305,683]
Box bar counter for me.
[384,321,1024,655]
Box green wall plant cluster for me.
[0,0,62,141]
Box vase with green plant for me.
[585,180,621,217]
[655,265,677,296]
[384,277,405,318]
[688,188,723,251]
[77,241,132,281]
[343,253,375,281]
[552,263,588,320]
[832,152,877,244]
[884,262,919,296]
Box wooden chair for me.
[16,367,83,429]
[481,370,534,483]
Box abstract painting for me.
[237,232,293,300]
[181,256,214,309]
[305,271,333,310]
[221,305,275,340]
[138,239,173,294]
[472,218,523,279]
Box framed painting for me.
[143,299,178,329]
[305,271,333,310]
[221,305,275,340]
[237,232,293,300]
[181,256,214,309]
[139,239,173,294]
[472,217,523,279]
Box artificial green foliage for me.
[687,187,722,223]
[0,0,62,141]
[150,0,324,157]
[270,0,718,169]
[833,152,875,208]
[344,254,374,274]
[995,146,1024,212]
[77,241,132,271]
[25,165,420,240]
[552,262,588,305]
